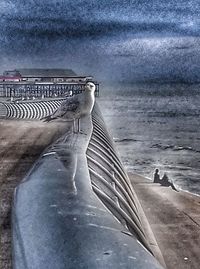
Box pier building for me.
[0,68,99,99]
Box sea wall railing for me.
[11,103,164,268]
[87,106,148,247]
[0,99,65,119]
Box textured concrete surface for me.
[12,114,163,269]
[129,173,200,269]
[0,119,71,269]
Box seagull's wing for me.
[53,94,81,117]
[41,94,83,122]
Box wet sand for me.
[129,173,200,269]
[0,119,70,269]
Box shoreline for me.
[136,172,200,198]
[98,86,200,200]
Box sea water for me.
[98,83,200,196]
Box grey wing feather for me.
[52,95,81,117]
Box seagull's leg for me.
[78,118,87,135]
[73,119,76,133]
[78,118,80,133]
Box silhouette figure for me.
[153,168,161,183]
[153,169,178,192]
[160,173,178,191]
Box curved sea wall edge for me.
[12,103,165,268]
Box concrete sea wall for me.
[12,103,164,268]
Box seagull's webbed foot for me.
[79,130,87,135]
[71,128,87,135]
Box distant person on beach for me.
[153,168,161,183]
[160,173,178,191]
[153,169,178,191]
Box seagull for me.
[41,82,96,133]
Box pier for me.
[0,69,100,99]
[0,82,100,98]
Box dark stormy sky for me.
[0,0,200,82]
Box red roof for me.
[0,76,21,80]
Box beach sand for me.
[129,172,200,269]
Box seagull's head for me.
[85,82,96,93]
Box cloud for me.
[0,0,200,82]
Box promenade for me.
[0,119,70,269]
[129,173,200,269]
